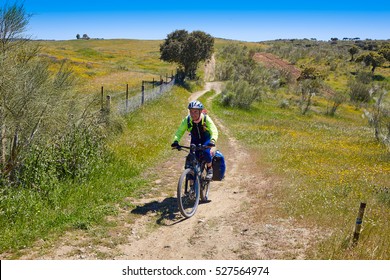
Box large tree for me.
[160,29,214,80]
[356,51,386,73]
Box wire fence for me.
[101,74,176,115]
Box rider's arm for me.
[206,116,218,143]
[173,116,189,143]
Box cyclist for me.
[171,100,218,180]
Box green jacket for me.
[173,113,218,144]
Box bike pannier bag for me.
[212,150,226,181]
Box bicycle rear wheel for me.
[177,168,200,218]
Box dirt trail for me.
[10,57,320,260]
[253,52,301,81]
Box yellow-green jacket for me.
[173,113,218,145]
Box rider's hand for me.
[208,140,215,147]
[171,141,179,148]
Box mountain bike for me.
[172,144,211,218]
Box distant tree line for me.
[76,34,90,40]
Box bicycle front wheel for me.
[177,168,200,218]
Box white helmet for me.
[188,100,204,110]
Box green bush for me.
[220,80,261,109]
[348,80,372,103]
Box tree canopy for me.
[160,29,214,80]
[356,51,386,73]
[379,44,390,61]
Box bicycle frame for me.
[173,144,211,218]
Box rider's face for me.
[189,109,201,121]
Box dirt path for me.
[12,80,320,260]
[253,52,301,81]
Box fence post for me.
[126,84,129,111]
[100,85,104,110]
[352,202,367,246]
[141,81,145,105]
[106,95,111,112]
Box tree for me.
[0,2,30,53]
[330,38,338,45]
[379,44,390,62]
[160,29,214,80]
[356,52,386,73]
[0,1,32,175]
[76,34,80,39]
[348,46,359,61]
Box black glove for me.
[171,141,179,148]
[208,140,215,147]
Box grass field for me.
[38,39,177,94]
[1,38,389,259]
[211,94,390,259]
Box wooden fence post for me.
[100,85,104,110]
[126,84,129,111]
[352,202,367,246]
[141,81,145,105]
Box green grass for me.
[0,85,190,255]
[211,96,390,259]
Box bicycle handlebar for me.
[172,144,213,151]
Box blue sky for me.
[21,0,390,41]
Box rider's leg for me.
[204,148,213,180]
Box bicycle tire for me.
[177,168,200,218]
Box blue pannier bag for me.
[212,150,226,181]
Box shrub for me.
[220,80,261,109]
[348,80,372,103]
[356,71,373,84]
[326,90,348,116]
[363,89,390,151]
